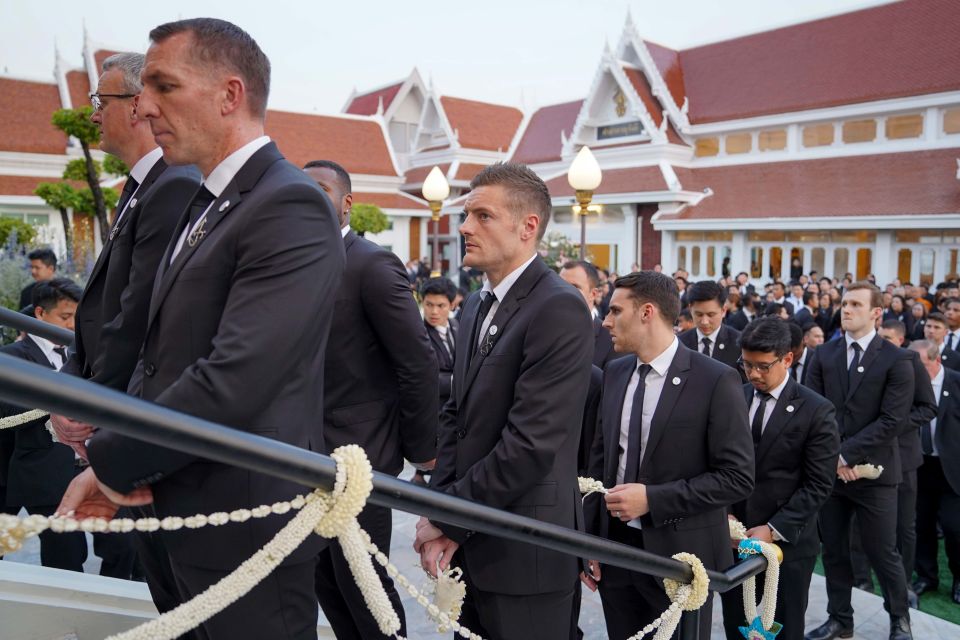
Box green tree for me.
[34,182,78,256]
[0,217,37,247]
[51,107,114,243]
[74,186,120,217]
[103,154,129,177]
[350,203,390,237]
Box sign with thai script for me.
[598,121,643,140]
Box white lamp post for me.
[566,146,603,260]
[422,166,450,278]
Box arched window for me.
[919,249,935,285]
[833,248,849,280]
[897,249,912,284]
[750,247,763,279]
[811,248,825,277]
[706,246,716,277]
[691,247,701,276]
[677,246,687,272]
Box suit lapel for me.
[757,378,805,462]
[22,336,55,369]
[834,339,850,398]
[639,344,692,474]
[604,358,636,485]
[454,294,481,406]
[846,335,882,401]
[147,143,282,328]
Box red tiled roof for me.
[345,82,403,116]
[0,78,67,154]
[404,164,450,185]
[672,148,960,220]
[0,175,84,196]
[511,100,582,164]
[645,40,686,111]
[265,111,397,176]
[454,163,487,182]
[546,165,667,198]
[93,49,121,71]
[353,192,426,211]
[439,96,523,151]
[66,70,90,111]
[679,0,960,123]
[623,67,663,128]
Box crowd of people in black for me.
[2,16,960,640]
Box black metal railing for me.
[0,311,767,639]
[0,306,74,346]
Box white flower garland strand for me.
[578,477,710,640]
[728,517,782,634]
[0,409,47,430]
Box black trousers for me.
[819,481,909,627]
[27,504,87,572]
[315,503,405,640]
[457,555,577,640]
[598,518,713,640]
[172,557,318,640]
[131,507,183,615]
[850,469,918,585]
[720,550,816,640]
[915,456,960,583]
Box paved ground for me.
[5,503,960,639]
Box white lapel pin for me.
[786,405,795,413]
[719,343,726,350]
[672,376,681,386]
[219,200,230,212]
[857,366,865,373]
[945,390,951,397]
[129,198,137,208]
[489,325,498,336]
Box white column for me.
[911,248,920,285]
[874,231,894,285]
[623,205,638,273]
[847,248,857,278]
[781,248,791,282]
[660,230,675,274]
[761,245,771,282]
[732,231,748,278]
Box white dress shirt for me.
[170,136,271,261]
[946,328,960,352]
[794,347,809,383]
[476,253,537,347]
[929,366,945,456]
[748,374,789,435]
[845,329,876,368]
[114,146,164,230]
[695,326,721,357]
[30,334,65,370]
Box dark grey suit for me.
[586,345,754,640]
[431,256,593,640]
[679,324,747,382]
[720,378,839,640]
[87,142,344,639]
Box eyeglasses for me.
[738,356,783,373]
[89,93,137,112]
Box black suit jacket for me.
[806,334,914,486]
[942,347,960,371]
[897,351,938,473]
[578,365,603,477]
[0,336,76,507]
[593,315,618,369]
[18,281,37,311]
[62,158,200,391]
[679,324,746,382]
[431,256,593,595]
[791,347,813,386]
[586,345,755,572]
[934,368,960,493]
[323,230,437,475]
[87,142,345,570]
[425,320,457,411]
[733,378,839,559]
[726,309,753,331]
[793,307,818,330]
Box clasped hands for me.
[49,413,95,459]
[580,482,649,592]
[413,517,459,578]
[837,461,859,483]
[56,466,153,520]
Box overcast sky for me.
[1,0,895,115]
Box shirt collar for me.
[203,136,271,197]
[28,334,60,366]
[129,146,164,183]
[798,347,808,365]
[481,253,537,302]
[696,326,721,343]
[932,365,945,387]
[765,373,790,401]
[643,336,680,378]
[341,225,350,239]
[845,329,876,353]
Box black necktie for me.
[188,186,216,226]
[790,360,800,381]
[751,391,772,445]
[848,342,863,387]
[948,333,957,351]
[445,327,456,362]
[701,337,711,356]
[470,292,496,356]
[623,364,653,484]
[52,346,67,369]
[117,176,139,213]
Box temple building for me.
[1,0,958,284]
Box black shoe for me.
[907,589,919,609]
[889,616,912,640]
[805,618,853,640]
[854,579,874,592]
[911,578,938,596]
[952,579,960,605]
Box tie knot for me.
[636,363,653,379]
[701,336,711,346]
[756,390,772,402]
[851,342,862,354]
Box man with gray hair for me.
[50,51,199,589]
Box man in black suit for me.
[726,291,760,331]
[413,163,593,640]
[305,159,437,640]
[50,51,201,585]
[805,282,915,640]
[793,291,820,331]
[678,279,746,381]
[944,298,960,353]
[788,322,812,386]
[1,279,87,571]
[560,260,618,369]
[58,19,344,639]
[910,340,960,604]
[771,282,796,316]
[420,277,459,412]
[581,271,754,640]
[18,248,57,311]
[720,318,839,640]
[925,312,960,371]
